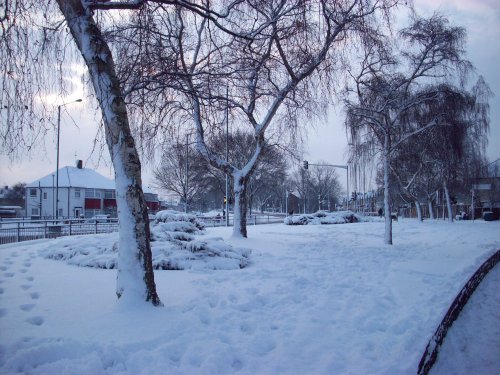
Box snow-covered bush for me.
[155,210,205,230]
[38,214,251,270]
[284,210,373,225]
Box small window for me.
[75,188,81,198]
[31,208,39,216]
[43,192,47,199]
[30,188,37,197]
[104,190,116,199]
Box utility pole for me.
[185,133,189,213]
[56,98,82,219]
[225,85,230,226]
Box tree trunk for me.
[443,182,454,223]
[428,198,435,220]
[57,0,161,306]
[232,172,248,238]
[383,135,393,245]
[415,200,423,222]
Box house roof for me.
[26,166,115,189]
[26,166,157,195]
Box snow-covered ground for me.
[0,219,499,374]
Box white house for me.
[25,161,159,219]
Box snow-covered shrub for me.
[38,215,251,270]
[153,237,251,270]
[284,211,372,226]
[155,210,205,230]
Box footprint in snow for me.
[3,272,14,278]
[19,269,28,274]
[20,304,36,312]
[0,266,7,271]
[21,284,32,290]
[26,316,44,326]
[3,260,13,265]
[23,262,32,267]
[0,308,7,318]
[25,276,34,282]
[30,292,40,300]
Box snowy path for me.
[0,219,499,374]
[431,263,500,374]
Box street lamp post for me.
[55,99,82,219]
[185,133,189,213]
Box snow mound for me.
[38,218,250,270]
[284,210,376,225]
[155,210,205,230]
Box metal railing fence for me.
[0,214,285,245]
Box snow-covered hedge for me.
[284,210,373,225]
[38,212,250,270]
[155,210,205,230]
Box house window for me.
[31,208,39,216]
[30,188,37,197]
[75,188,81,198]
[43,192,47,199]
[104,190,116,199]
[85,189,101,198]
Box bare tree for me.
[345,14,472,244]
[309,162,342,212]
[110,0,400,237]
[153,137,209,211]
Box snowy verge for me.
[37,211,250,270]
[284,210,381,225]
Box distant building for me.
[473,158,500,216]
[25,161,159,219]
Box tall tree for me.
[345,14,472,244]
[110,0,400,237]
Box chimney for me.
[76,160,83,169]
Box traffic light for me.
[303,160,309,170]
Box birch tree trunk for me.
[383,134,392,245]
[232,172,249,238]
[443,182,454,223]
[428,199,435,220]
[415,200,423,221]
[57,0,161,306]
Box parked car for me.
[88,214,110,223]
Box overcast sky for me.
[1,0,499,194]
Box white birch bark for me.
[232,172,249,238]
[428,199,435,220]
[383,134,392,245]
[56,0,161,305]
[415,200,423,221]
[443,182,454,223]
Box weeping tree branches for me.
[344,13,478,245]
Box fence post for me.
[69,220,72,236]
[44,221,47,239]
[95,221,98,234]
[16,222,20,242]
